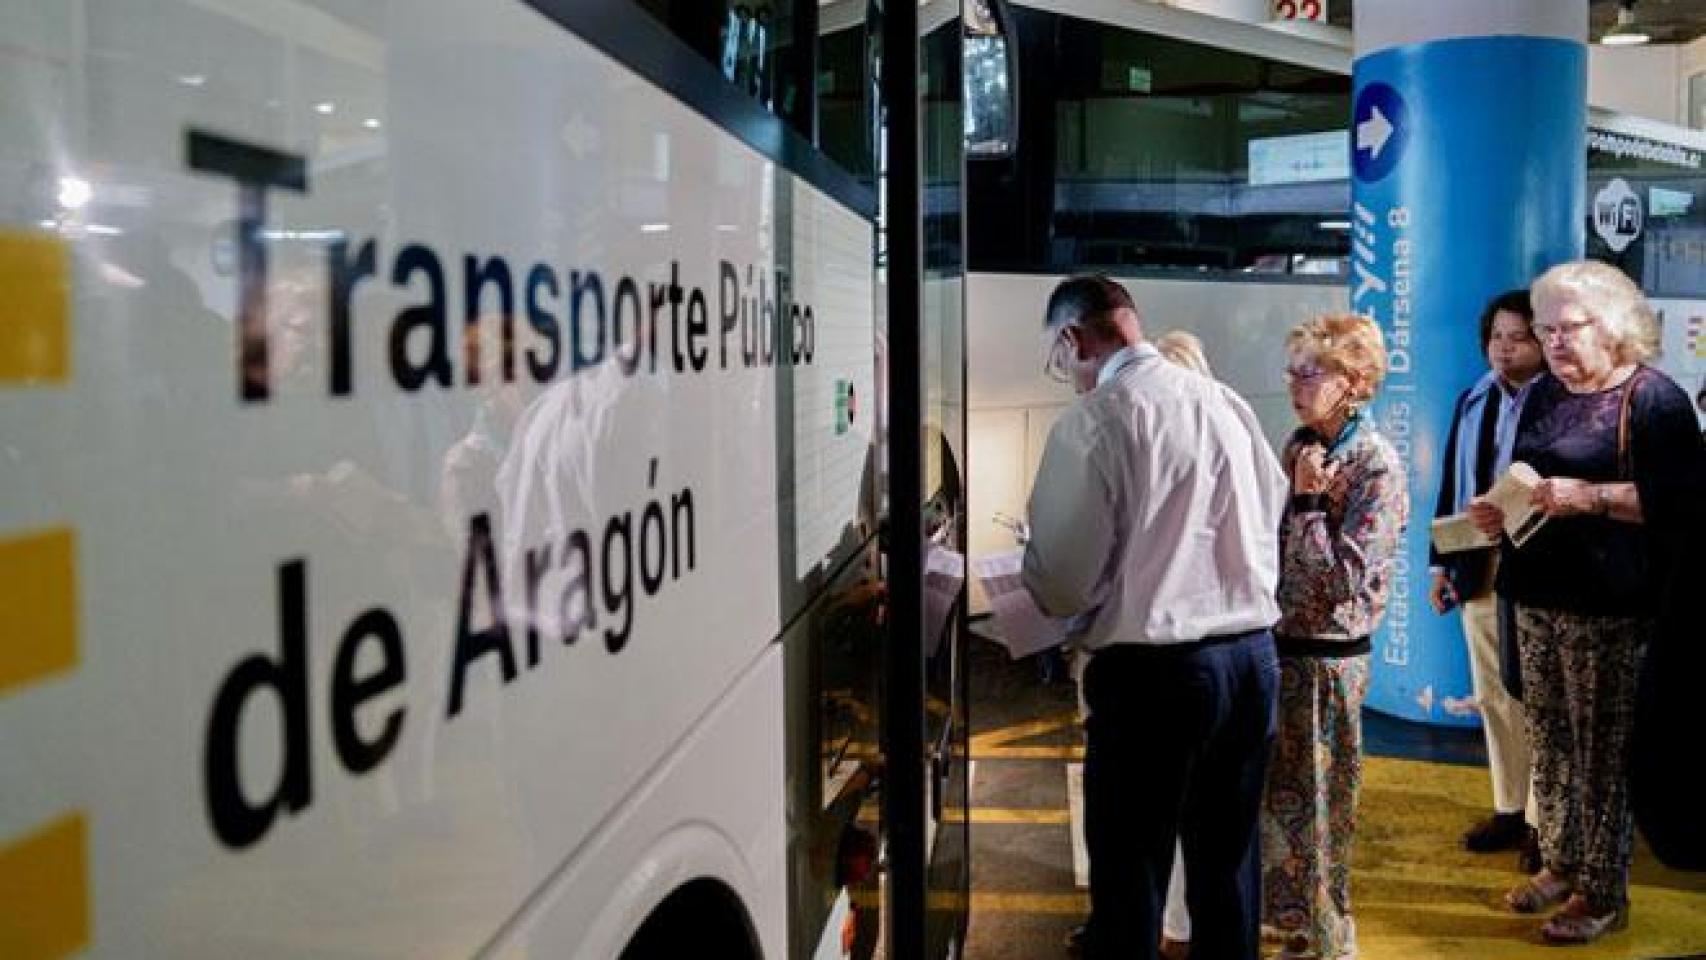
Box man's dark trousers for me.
[1080,629,1279,960]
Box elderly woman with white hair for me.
[1472,260,1705,943]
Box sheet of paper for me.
[924,545,965,658]
[1487,462,1548,547]
[1429,513,1494,554]
[1433,462,1549,552]
[969,550,1068,659]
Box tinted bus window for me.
[969,7,1351,278]
[964,0,1017,159]
[630,0,808,131]
[819,0,879,182]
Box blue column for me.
[1352,1,1586,726]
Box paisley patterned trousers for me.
[1261,653,1370,959]
[1516,605,1648,912]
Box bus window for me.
[967,7,1351,278]
[818,0,880,183]
[628,0,809,133]
[964,0,1018,160]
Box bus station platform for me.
[961,633,1706,960]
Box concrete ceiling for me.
[1328,1,1706,45]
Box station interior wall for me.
[965,271,1347,575]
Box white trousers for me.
[1164,842,1190,940]
[1462,593,1537,821]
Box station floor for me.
[960,634,1706,960]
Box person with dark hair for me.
[1023,274,1288,960]
[1427,288,1547,871]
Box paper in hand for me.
[1431,461,1549,553]
[924,545,966,658]
[1488,462,1548,546]
[969,550,1068,659]
[1430,513,1494,554]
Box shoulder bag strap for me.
[1617,366,1648,480]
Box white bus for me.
[0,1,968,957]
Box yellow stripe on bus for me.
[0,813,90,959]
[0,231,70,384]
[0,528,78,696]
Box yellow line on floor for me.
[972,745,1085,760]
[950,806,1071,825]
[840,742,1085,761]
[861,891,1088,914]
[969,715,1078,749]
[960,892,1088,915]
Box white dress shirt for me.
[1492,375,1538,476]
[1022,343,1288,648]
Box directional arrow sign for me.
[1351,82,1406,183]
[1357,106,1393,158]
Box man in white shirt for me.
[1023,275,1287,960]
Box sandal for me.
[1261,924,1298,944]
[1541,894,1628,944]
[1506,870,1574,914]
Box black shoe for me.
[1517,826,1543,874]
[1465,812,1529,852]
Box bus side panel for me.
[488,646,788,960]
[0,1,871,955]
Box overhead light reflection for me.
[314,102,336,115]
[58,176,93,210]
[260,228,346,242]
[1602,1,1651,45]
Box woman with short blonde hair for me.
[1282,312,1389,401]
[1262,312,1409,960]
[1474,260,1704,943]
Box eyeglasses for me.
[1531,318,1596,342]
[1043,327,1072,383]
[1284,365,1332,385]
